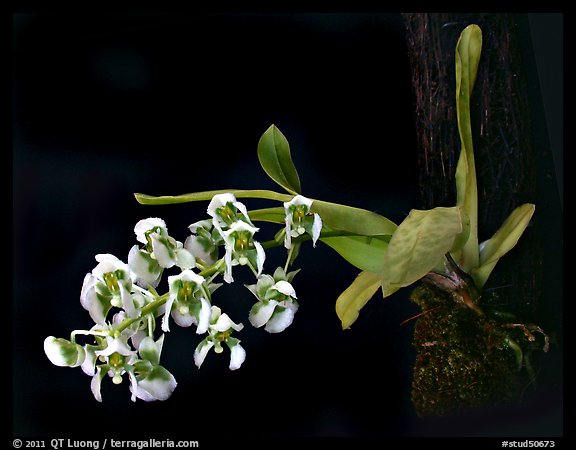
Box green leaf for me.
[257,124,302,195]
[248,207,286,224]
[312,200,397,236]
[321,235,391,273]
[380,206,463,297]
[471,203,535,288]
[454,24,482,272]
[134,189,292,205]
[335,271,381,330]
[449,207,471,253]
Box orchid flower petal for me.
[212,313,244,333]
[184,235,217,266]
[196,298,212,334]
[95,336,136,358]
[207,193,237,218]
[264,302,298,333]
[312,213,323,247]
[134,366,177,401]
[254,241,266,277]
[128,245,162,288]
[233,201,252,224]
[161,294,176,332]
[134,218,167,244]
[90,366,107,402]
[271,280,297,299]
[175,248,195,270]
[194,338,214,369]
[151,234,176,269]
[227,338,246,371]
[248,300,279,328]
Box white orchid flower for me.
[283,195,322,249]
[80,254,138,323]
[184,219,220,266]
[90,334,139,402]
[221,220,265,283]
[162,269,211,334]
[130,218,195,287]
[130,335,177,402]
[194,306,246,371]
[88,332,177,403]
[247,267,299,333]
[207,193,252,232]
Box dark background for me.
[13,13,562,440]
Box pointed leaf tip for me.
[472,203,535,288]
[336,271,381,330]
[257,125,302,195]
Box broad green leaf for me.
[449,206,470,253]
[257,124,302,195]
[380,206,463,297]
[248,207,285,224]
[335,271,381,330]
[321,235,391,273]
[454,24,482,272]
[134,189,292,205]
[312,200,397,236]
[471,203,535,288]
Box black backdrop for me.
[13,13,562,440]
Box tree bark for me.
[402,13,545,416]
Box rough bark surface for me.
[402,13,543,415]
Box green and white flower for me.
[247,267,299,333]
[43,336,85,368]
[194,306,246,371]
[89,332,176,403]
[90,334,139,402]
[221,220,265,283]
[128,245,163,288]
[207,193,251,232]
[80,254,138,323]
[162,269,211,333]
[184,219,221,266]
[283,195,322,249]
[130,218,195,287]
[130,335,177,402]
[80,312,139,376]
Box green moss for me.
[410,284,525,416]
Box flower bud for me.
[44,336,86,368]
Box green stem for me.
[115,293,170,335]
[199,258,226,279]
[246,259,260,278]
[284,245,296,273]
[147,314,154,338]
[114,259,226,335]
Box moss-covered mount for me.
[410,283,548,416]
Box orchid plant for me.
[44,25,547,404]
